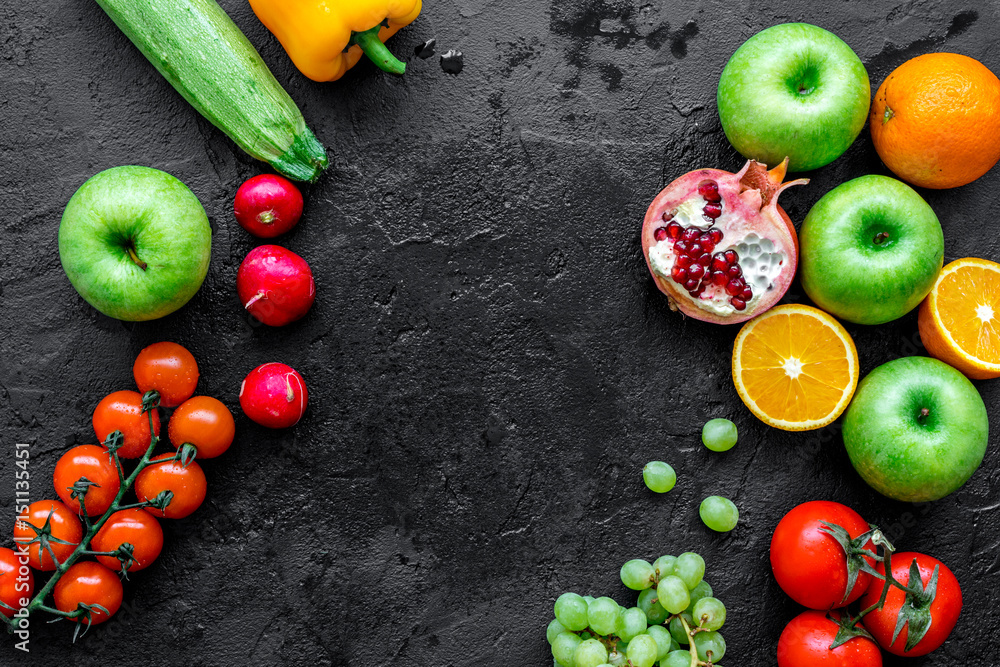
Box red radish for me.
[237,245,316,326]
[239,363,308,429]
[234,174,304,238]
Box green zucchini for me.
[95,0,328,182]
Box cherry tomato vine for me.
[6,391,173,640]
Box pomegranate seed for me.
[741,286,753,300]
[689,243,705,258]
[682,228,701,243]
[727,265,742,278]
[711,254,728,272]
[709,228,724,244]
[677,255,694,268]
[697,254,711,267]
[662,210,675,223]
[699,234,716,254]
[684,278,700,291]
[724,250,739,265]
[689,284,706,298]
[730,297,747,311]
[654,227,668,242]
[711,271,728,286]
[726,279,745,296]
[698,181,721,202]
[688,264,705,280]
[674,240,690,255]
[703,203,722,219]
[666,221,683,239]
[672,266,688,283]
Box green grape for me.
[702,418,738,452]
[583,596,596,605]
[552,631,583,666]
[616,607,648,642]
[652,555,676,580]
[642,461,677,493]
[661,650,693,667]
[620,559,656,590]
[626,634,658,667]
[547,618,568,644]
[580,631,594,640]
[588,597,621,637]
[694,631,726,662]
[675,553,705,590]
[700,496,739,533]
[692,597,726,632]
[668,613,693,645]
[574,638,609,667]
[607,648,628,667]
[555,593,590,631]
[637,588,669,625]
[656,576,690,615]
[684,580,713,613]
[645,625,673,661]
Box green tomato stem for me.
[8,393,165,632]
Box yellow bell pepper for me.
[249,0,422,82]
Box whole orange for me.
[870,52,1000,189]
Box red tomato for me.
[53,445,121,516]
[13,500,83,571]
[778,611,882,667]
[133,341,199,408]
[168,396,236,459]
[771,501,875,609]
[859,552,962,657]
[53,561,123,625]
[0,547,34,618]
[93,390,161,459]
[135,453,207,519]
[92,509,164,573]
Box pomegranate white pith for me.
[642,159,807,324]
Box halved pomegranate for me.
[642,159,808,324]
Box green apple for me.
[843,356,988,502]
[59,166,212,321]
[799,175,943,325]
[717,23,870,171]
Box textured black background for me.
[1,0,998,665]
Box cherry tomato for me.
[93,390,161,459]
[13,500,83,571]
[92,509,164,573]
[771,501,875,609]
[777,611,882,667]
[53,561,123,625]
[53,445,121,516]
[133,341,199,408]
[859,552,962,657]
[135,453,207,519]
[0,547,34,619]
[168,396,236,459]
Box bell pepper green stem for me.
[350,26,406,75]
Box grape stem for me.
[6,391,171,636]
[678,615,713,667]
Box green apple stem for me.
[873,232,890,246]
[917,407,930,424]
[126,244,148,271]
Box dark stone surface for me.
[1,0,998,665]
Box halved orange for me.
[918,257,1000,379]
[733,304,859,431]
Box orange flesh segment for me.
[935,263,1000,365]
[737,310,854,424]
